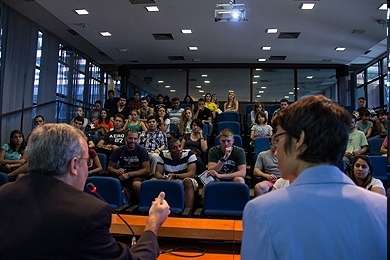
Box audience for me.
[126,109,147,133]
[167,97,184,126]
[348,155,386,195]
[272,98,289,119]
[128,91,142,111]
[204,93,219,117]
[194,98,213,125]
[0,130,26,173]
[138,97,154,122]
[155,137,197,212]
[182,95,194,111]
[356,109,373,138]
[107,131,150,203]
[178,107,193,136]
[103,89,118,116]
[250,111,272,141]
[223,91,239,112]
[374,110,388,137]
[344,115,368,170]
[156,105,170,134]
[111,96,130,119]
[207,129,246,183]
[96,109,113,133]
[96,114,127,153]
[250,102,268,125]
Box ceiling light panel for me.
[188,46,198,51]
[100,32,112,37]
[257,58,266,62]
[300,3,315,10]
[379,4,387,10]
[335,47,346,51]
[181,29,192,34]
[75,9,89,15]
[266,28,278,34]
[146,6,159,12]
[261,46,271,51]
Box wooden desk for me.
[111,215,243,241]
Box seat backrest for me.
[215,135,243,147]
[368,155,388,180]
[216,121,241,135]
[0,172,8,186]
[367,136,384,155]
[85,176,127,208]
[254,137,271,155]
[218,112,240,122]
[203,182,250,217]
[139,180,185,214]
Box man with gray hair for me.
[0,123,170,259]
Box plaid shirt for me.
[139,130,167,152]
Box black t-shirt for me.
[110,144,149,172]
[197,108,213,121]
[104,130,126,146]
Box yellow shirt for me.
[205,102,218,112]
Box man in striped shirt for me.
[155,137,198,212]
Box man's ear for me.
[296,131,307,153]
[69,157,79,177]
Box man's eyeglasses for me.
[272,132,287,143]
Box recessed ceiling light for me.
[170,89,176,92]
[297,87,300,90]
[253,81,258,84]
[119,48,128,52]
[204,80,210,83]
[259,91,264,93]
[253,75,260,78]
[255,68,263,71]
[289,92,294,95]
[284,95,290,98]
[300,3,315,10]
[181,29,192,34]
[188,46,198,51]
[100,32,112,37]
[158,80,164,83]
[261,46,271,51]
[75,9,89,15]
[379,4,387,10]
[201,74,208,77]
[256,95,261,98]
[164,85,171,88]
[266,28,278,34]
[199,90,205,93]
[257,58,267,62]
[146,6,159,12]
[335,47,346,51]
[306,76,314,79]
[261,86,267,89]
[195,85,202,88]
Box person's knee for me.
[132,180,141,191]
[233,176,245,183]
[183,179,194,191]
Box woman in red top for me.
[96,109,113,133]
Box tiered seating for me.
[367,136,384,155]
[368,156,388,181]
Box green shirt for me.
[208,145,246,174]
[346,129,368,154]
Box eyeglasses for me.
[272,131,287,143]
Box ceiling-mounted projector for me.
[215,1,247,22]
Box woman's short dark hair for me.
[348,155,373,188]
[272,95,351,164]
[9,129,26,153]
[255,111,267,124]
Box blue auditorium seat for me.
[367,136,384,155]
[139,180,185,214]
[254,137,271,156]
[203,182,250,217]
[85,176,128,209]
[216,121,240,135]
[0,172,8,186]
[218,112,240,122]
[215,134,243,147]
[368,156,388,181]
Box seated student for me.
[126,109,147,133]
[181,119,208,174]
[250,111,273,141]
[380,136,387,154]
[155,137,197,212]
[178,107,193,136]
[182,95,195,111]
[108,131,150,203]
[348,155,386,196]
[0,130,26,173]
[84,116,105,147]
[96,109,113,133]
[207,129,246,183]
[139,115,168,174]
[156,105,171,135]
[111,96,130,119]
[272,98,289,120]
[344,115,368,170]
[73,106,89,129]
[250,102,269,125]
[223,91,239,112]
[204,93,219,117]
[253,137,280,196]
[33,115,45,128]
[167,97,184,126]
[374,110,388,137]
[97,114,127,154]
[194,98,213,125]
[138,97,154,123]
[356,109,373,138]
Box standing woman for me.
[223,91,239,112]
[126,109,147,133]
[349,155,386,195]
[0,130,26,173]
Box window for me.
[251,69,293,102]
[32,31,43,117]
[298,69,337,101]
[356,71,365,86]
[367,62,379,81]
[367,80,380,109]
